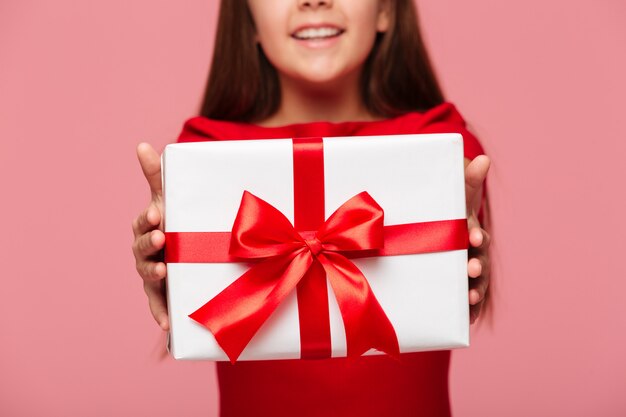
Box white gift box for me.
[162,134,469,361]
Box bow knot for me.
[304,237,323,256]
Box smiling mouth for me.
[292,27,345,41]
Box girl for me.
[131,0,492,415]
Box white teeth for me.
[293,27,341,40]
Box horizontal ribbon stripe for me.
[165,231,234,263]
[165,219,468,263]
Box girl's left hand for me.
[464,155,491,324]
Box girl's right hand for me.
[132,142,169,331]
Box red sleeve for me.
[416,103,489,224]
[411,102,486,161]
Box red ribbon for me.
[187,190,401,363]
[165,220,471,264]
[164,137,470,363]
[292,138,332,359]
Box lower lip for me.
[292,32,343,49]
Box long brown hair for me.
[199,0,445,122]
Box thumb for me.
[465,155,490,214]
[136,142,162,197]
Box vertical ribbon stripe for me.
[292,138,332,359]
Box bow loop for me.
[316,191,385,252]
[229,191,305,259]
[229,191,386,259]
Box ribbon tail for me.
[189,249,313,363]
[296,259,332,359]
[318,252,400,359]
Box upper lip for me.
[291,23,345,37]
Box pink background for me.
[1,0,624,415]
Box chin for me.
[303,72,344,84]
[286,63,360,88]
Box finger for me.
[469,288,482,305]
[137,142,163,196]
[468,226,491,249]
[136,258,167,282]
[469,273,489,305]
[470,301,483,324]
[132,204,162,237]
[467,210,480,229]
[465,155,490,212]
[467,256,483,279]
[144,280,169,330]
[133,229,165,259]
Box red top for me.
[177,102,486,417]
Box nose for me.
[297,0,332,10]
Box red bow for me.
[189,190,400,363]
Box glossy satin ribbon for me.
[188,190,403,363]
[164,137,470,363]
[292,138,332,359]
[165,219,470,264]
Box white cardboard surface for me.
[163,134,469,360]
